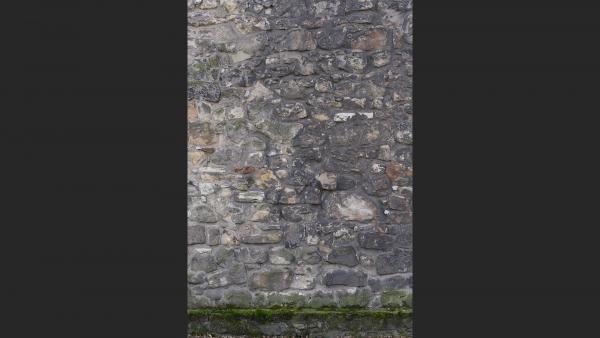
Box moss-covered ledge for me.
[188,307,413,337]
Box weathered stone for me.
[381,290,410,308]
[386,162,412,182]
[358,232,394,250]
[206,263,247,288]
[248,269,294,291]
[206,227,220,246]
[188,122,216,146]
[372,51,391,67]
[221,289,253,308]
[323,270,367,287]
[189,252,218,273]
[324,192,378,222]
[307,291,336,308]
[376,249,412,275]
[241,231,283,244]
[188,225,206,244]
[281,30,316,51]
[389,193,411,211]
[327,246,359,267]
[195,82,221,102]
[368,275,411,292]
[269,246,295,265]
[336,288,371,307]
[290,274,316,290]
[236,247,269,264]
[345,0,375,12]
[235,191,265,203]
[255,119,303,143]
[315,79,333,93]
[316,172,337,190]
[351,29,388,51]
[297,246,322,264]
[317,28,347,50]
[283,223,305,248]
[275,102,307,119]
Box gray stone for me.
[235,191,265,203]
[297,246,322,264]
[192,205,218,223]
[195,81,221,102]
[236,247,268,264]
[324,192,378,222]
[206,263,247,288]
[188,225,206,244]
[281,30,316,51]
[327,246,359,267]
[206,227,221,245]
[269,246,295,265]
[316,172,337,190]
[368,275,411,292]
[283,223,305,248]
[345,0,375,12]
[189,252,218,273]
[248,269,294,291]
[221,289,253,307]
[350,29,388,51]
[376,249,412,275]
[240,231,283,244]
[336,288,371,307]
[358,232,394,250]
[323,270,367,286]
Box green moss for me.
[381,290,411,308]
[188,307,412,322]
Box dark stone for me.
[236,247,268,264]
[196,81,221,102]
[188,225,206,244]
[376,249,412,275]
[316,28,347,50]
[323,270,367,287]
[358,232,394,250]
[283,223,305,248]
[327,246,359,267]
[206,263,247,288]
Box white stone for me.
[333,112,374,122]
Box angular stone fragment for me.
[324,192,378,222]
[192,205,218,223]
[235,191,265,203]
[281,30,316,51]
[327,246,359,267]
[248,269,294,291]
[269,246,295,265]
[297,246,321,264]
[255,120,303,143]
[345,0,375,12]
[323,270,368,287]
[283,223,305,248]
[351,29,387,51]
[316,172,337,190]
[358,232,394,250]
[291,274,316,290]
[389,193,411,212]
[206,227,220,246]
[196,82,221,102]
[240,231,283,244]
[317,28,347,50]
[315,79,333,92]
[188,224,206,244]
[236,247,268,264]
[206,263,247,288]
[188,122,216,146]
[372,51,391,67]
[189,252,218,273]
[376,249,412,275]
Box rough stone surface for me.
[188,0,412,312]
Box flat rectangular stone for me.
[235,191,265,203]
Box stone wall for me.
[187,0,412,311]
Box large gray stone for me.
[206,263,247,288]
[248,269,294,291]
[327,246,359,267]
[323,270,367,287]
[376,249,412,275]
[358,232,394,250]
[188,225,206,244]
[241,231,283,244]
[189,252,218,273]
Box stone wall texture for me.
[188,0,412,310]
